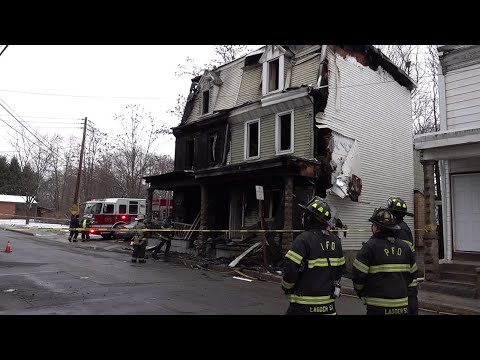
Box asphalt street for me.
[0,229,434,315]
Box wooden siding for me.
[446,62,480,130]
[236,65,262,106]
[291,55,320,88]
[229,103,313,164]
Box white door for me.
[452,173,480,252]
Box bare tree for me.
[112,104,170,198]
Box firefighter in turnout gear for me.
[282,196,345,315]
[352,207,419,315]
[386,196,418,315]
[132,214,147,263]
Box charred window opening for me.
[202,89,210,114]
[208,132,218,164]
[245,119,259,159]
[276,111,293,154]
[310,60,329,116]
[314,128,333,197]
[185,139,195,169]
[264,190,281,219]
[268,59,279,92]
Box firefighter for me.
[81,216,91,242]
[151,216,173,259]
[386,196,418,315]
[132,214,147,263]
[352,207,419,315]
[282,196,345,315]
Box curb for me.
[1,227,35,236]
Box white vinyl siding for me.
[320,49,414,250]
[445,62,480,130]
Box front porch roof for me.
[414,127,480,160]
[194,155,323,184]
[145,156,324,189]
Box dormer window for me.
[202,89,210,114]
[268,59,280,92]
[261,46,286,96]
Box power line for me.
[0,89,170,100]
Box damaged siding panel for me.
[214,62,244,111]
[291,55,321,88]
[236,65,263,106]
[185,95,203,125]
[320,48,414,250]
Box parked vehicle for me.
[83,198,146,239]
[114,220,138,241]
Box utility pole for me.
[71,117,88,215]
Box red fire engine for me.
[83,198,146,239]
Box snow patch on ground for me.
[0,219,69,229]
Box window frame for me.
[244,118,261,160]
[275,109,294,155]
[202,89,210,115]
[262,55,285,96]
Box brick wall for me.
[0,203,15,218]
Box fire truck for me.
[83,198,146,239]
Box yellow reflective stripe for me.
[353,283,364,291]
[285,250,303,265]
[408,280,418,287]
[325,312,337,315]
[369,264,411,273]
[410,263,418,273]
[281,279,295,289]
[402,240,415,252]
[307,257,346,268]
[308,258,328,268]
[288,294,335,305]
[353,259,369,274]
[365,297,408,307]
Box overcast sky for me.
[0,45,252,159]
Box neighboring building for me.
[0,194,37,218]
[145,45,415,268]
[414,45,480,297]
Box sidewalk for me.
[3,225,480,315]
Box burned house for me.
[145,45,416,268]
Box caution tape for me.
[0,226,435,233]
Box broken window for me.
[208,133,217,164]
[268,59,279,92]
[245,119,260,159]
[185,139,195,169]
[202,89,210,114]
[276,110,293,154]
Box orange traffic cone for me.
[5,241,12,253]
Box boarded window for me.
[268,59,279,92]
[202,90,210,114]
[246,120,259,158]
[278,112,292,152]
